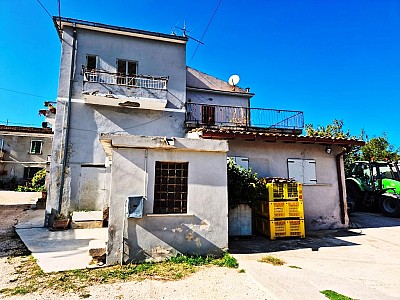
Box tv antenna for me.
[228,75,240,90]
[175,22,204,44]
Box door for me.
[78,166,108,211]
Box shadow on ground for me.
[229,229,362,254]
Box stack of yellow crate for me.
[255,181,305,240]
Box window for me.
[201,105,215,125]
[86,55,97,71]
[153,161,188,214]
[117,59,137,85]
[30,140,43,154]
[23,167,42,180]
[288,158,317,184]
[228,156,249,170]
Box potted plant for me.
[52,213,70,230]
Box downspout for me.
[336,147,350,224]
[58,24,77,213]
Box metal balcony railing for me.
[83,69,168,90]
[185,103,304,131]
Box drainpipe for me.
[58,24,77,213]
[336,147,350,224]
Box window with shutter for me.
[288,158,317,184]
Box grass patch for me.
[238,269,246,273]
[258,255,285,266]
[288,265,302,269]
[0,253,238,297]
[321,290,354,300]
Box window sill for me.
[146,213,194,217]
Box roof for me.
[186,67,254,97]
[53,17,188,44]
[192,128,365,147]
[0,125,53,135]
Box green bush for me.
[15,169,46,192]
[227,159,266,209]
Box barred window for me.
[153,161,188,214]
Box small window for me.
[30,140,43,154]
[86,55,97,71]
[288,158,317,184]
[117,59,137,85]
[153,161,188,214]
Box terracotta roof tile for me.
[0,125,53,134]
[192,128,365,147]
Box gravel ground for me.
[0,193,274,300]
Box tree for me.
[360,134,399,162]
[306,119,399,176]
[305,119,352,139]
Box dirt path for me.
[0,205,31,258]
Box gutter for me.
[58,23,77,213]
[336,148,350,224]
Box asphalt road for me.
[230,212,400,299]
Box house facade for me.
[0,125,53,189]
[48,17,363,264]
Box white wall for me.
[107,139,228,264]
[48,24,188,214]
[227,139,347,230]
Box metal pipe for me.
[58,24,77,213]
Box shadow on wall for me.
[123,214,225,263]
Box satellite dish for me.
[228,74,240,86]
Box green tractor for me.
[346,161,400,217]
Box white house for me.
[48,17,363,264]
[0,125,53,188]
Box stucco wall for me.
[107,143,228,264]
[48,24,188,214]
[59,27,187,109]
[227,139,347,230]
[187,90,249,108]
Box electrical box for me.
[126,196,144,218]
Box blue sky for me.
[1,0,399,148]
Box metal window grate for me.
[153,161,188,214]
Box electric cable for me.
[0,87,48,99]
[35,0,52,19]
[189,0,222,64]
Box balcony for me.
[82,69,169,110]
[185,103,304,134]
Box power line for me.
[0,87,48,99]
[36,0,53,19]
[0,120,42,127]
[189,0,222,64]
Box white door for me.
[78,166,107,210]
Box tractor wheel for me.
[379,196,400,218]
[346,181,362,212]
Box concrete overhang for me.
[99,134,229,161]
[83,94,167,111]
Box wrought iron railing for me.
[185,103,304,130]
[83,69,168,90]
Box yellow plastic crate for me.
[255,217,305,240]
[267,201,304,220]
[266,182,303,201]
